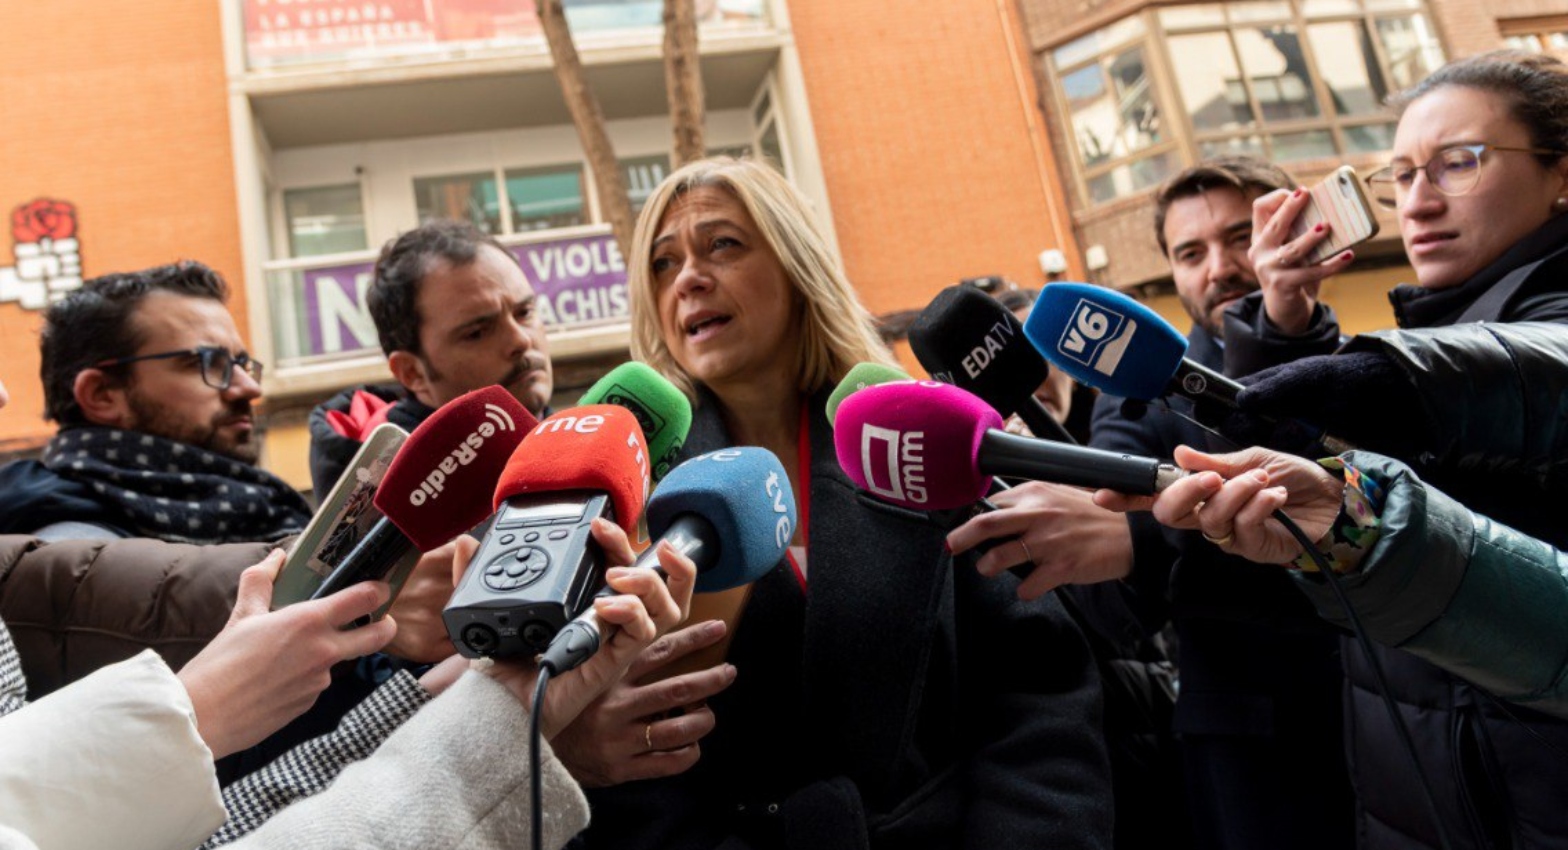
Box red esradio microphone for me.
[311,385,536,602]
[443,405,650,658]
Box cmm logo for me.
[408,404,519,506]
[860,425,928,505]
[1056,298,1137,377]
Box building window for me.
[1049,0,1444,206]
[505,165,586,232]
[1501,17,1568,61]
[283,185,368,257]
[621,154,672,214]
[1053,18,1180,203]
[414,172,502,234]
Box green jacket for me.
[1293,450,1568,720]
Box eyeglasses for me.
[1365,143,1568,210]
[94,346,264,391]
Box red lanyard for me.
[783,402,810,593]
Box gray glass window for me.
[621,154,672,213]
[284,185,367,258]
[415,172,502,234]
[505,165,585,232]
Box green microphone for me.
[826,362,911,425]
[579,362,693,484]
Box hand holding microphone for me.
[444,405,650,658]
[447,522,700,741]
[1094,445,1344,567]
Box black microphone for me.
[908,284,1078,445]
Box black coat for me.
[1089,325,1355,850]
[580,388,1112,850]
[1222,212,1568,850]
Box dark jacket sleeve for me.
[1221,292,1342,377]
[1293,452,1568,718]
[1216,291,1342,377]
[1087,392,1178,633]
[0,535,271,698]
[1344,322,1568,488]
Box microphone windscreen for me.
[833,381,999,511]
[648,447,797,593]
[374,386,536,551]
[826,362,912,425]
[1024,282,1187,401]
[493,405,650,532]
[579,362,693,483]
[908,285,1047,416]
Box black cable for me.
[1274,509,1454,850]
[531,664,553,850]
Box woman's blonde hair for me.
[628,157,899,401]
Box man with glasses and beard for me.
[0,261,311,544]
[308,220,554,496]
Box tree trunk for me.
[538,0,637,257]
[663,0,705,167]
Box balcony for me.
[238,0,784,148]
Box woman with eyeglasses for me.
[1211,50,1568,850]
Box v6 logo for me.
[1056,299,1137,377]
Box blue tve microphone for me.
[538,446,797,674]
[1023,282,1239,407]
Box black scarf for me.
[42,426,312,544]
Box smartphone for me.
[272,423,414,616]
[1287,165,1380,265]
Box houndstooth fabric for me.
[202,670,431,847]
[0,620,26,717]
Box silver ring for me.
[1277,247,1296,267]
[644,723,655,751]
[1019,538,1035,565]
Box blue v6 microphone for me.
[1023,282,1351,453]
[1022,282,1230,406]
[539,446,796,674]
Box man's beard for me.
[1182,278,1257,337]
[424,355,547,415]
[126,389,259,464]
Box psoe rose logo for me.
[0,198,84,310]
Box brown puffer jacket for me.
[0,535,280,699]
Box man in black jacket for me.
[308,220,554,495]
[948,156,1354,850]
[0,261,312,545]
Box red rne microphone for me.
[443,405,650,658]
[309,385,535,602]
[834,380,1185,512]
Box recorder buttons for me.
[548,528,570,541]
[482,546,550,591]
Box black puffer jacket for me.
[1341,321,1568,495]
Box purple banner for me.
[296,232,628,358]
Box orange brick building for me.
[0,0,1083,488]
[3,0,1556,488]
